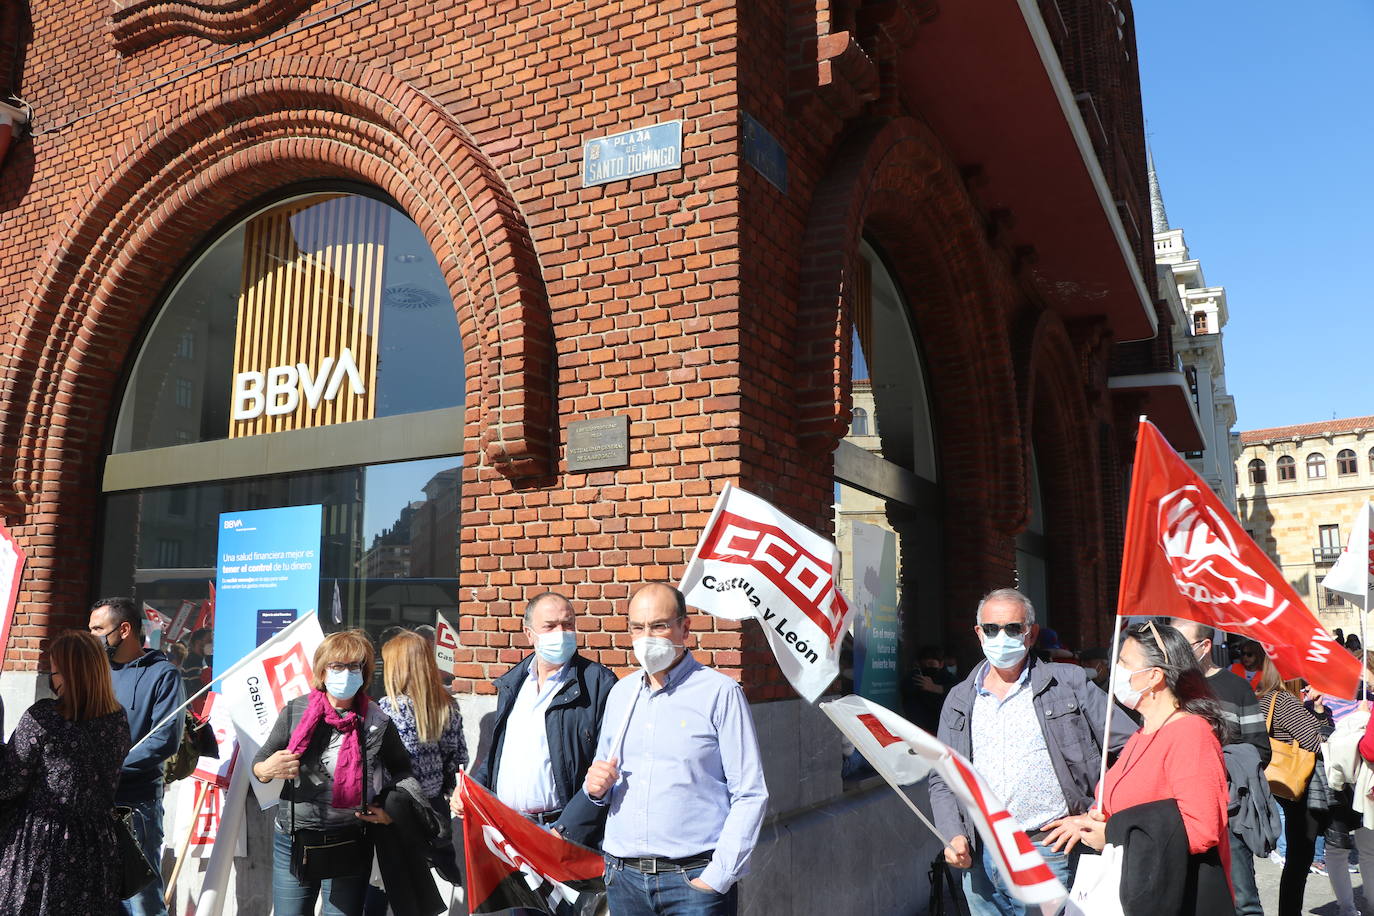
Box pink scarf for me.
[287,688,368,809]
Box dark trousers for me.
[372,790,446,916]
[1277,795,1330,916]
[1229,832,1261,916]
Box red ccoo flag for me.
[459,772,606,915]
[1120,419,1360,699]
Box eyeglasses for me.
[325,662,364,674]
[978,622,1028,639]
[629,620,679,637]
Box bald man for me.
[583,584,768,915]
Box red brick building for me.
[0,0,1203,909]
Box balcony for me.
[1313,545,1344,565]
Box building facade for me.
[1150,156,1241,511]
[0,0,1194,911]
[1237,417,1374,636]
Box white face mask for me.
[1112,664,1153,710]
[633,636,681,675]
[534,630,576,666]
[980,631,1028,670]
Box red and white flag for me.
[822,695,1066,906]
[435,609,460,676]
[0,522,27,670]
[679,483,854,702]
[458,772,605,915]
[1121,419,1361,698]
[219,611,325,806]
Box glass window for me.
[1193,311,1207,335]
[850,407,869,437]
[98,455,462,664]
[112,192,464,453]
[1247,458,1266,484]
[1276,455,1296,481]
[1338,449,1357,476]
[1320,524,1341,551]
[1308,453,1327,479]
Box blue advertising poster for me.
[214,505,323,674]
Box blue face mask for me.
[325,668,364,701]
[981,631,1029,670]
[535,630,577,666]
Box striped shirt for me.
[1260,689,1323,752]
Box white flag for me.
[679,483,853,702]
[435,609,460,675]
[219,611,325,806]
[1322,502,1374,611]
[821,695,1067,906]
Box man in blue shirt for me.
[90,597,184,916]
[583,583,768,916]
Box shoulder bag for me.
[1265,692,1317,801]
[113,805,158,899]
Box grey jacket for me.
[928,658,1138,843]
[1224,742,1279,856]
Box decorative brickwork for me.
[111,0,318,54]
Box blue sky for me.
[1134,1,1374,432]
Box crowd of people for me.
[0,585,767,916]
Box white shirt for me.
[494,662,567,814]
[970,662,1069,832]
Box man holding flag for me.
[929,588,1135,915]
[582,584,768,915]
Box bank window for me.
[1277,455,1295,481]
[1247,458,1266,484]
[98,188,466,689]
[1338,449,1357,476]
[1308,453,1327,479]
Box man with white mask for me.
[928,588,1137,915]
[582,583,768,915]
[459,592,617,846]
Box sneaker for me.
[1269,851,1286,866]
[1312,862,1328,876]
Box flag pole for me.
[880,780,951,847]
[1095,614,1124,809]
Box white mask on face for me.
[1112,664,1153,710]
[980,631,1029,670]
[633,636,681,675]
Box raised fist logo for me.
[1158,486,1286,627]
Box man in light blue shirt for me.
[583,584,768,915]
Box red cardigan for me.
[1103,713,1231,880]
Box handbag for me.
[926,852,968,916]
[1264,692,1317,801]
[1064,843,1126,916]
[113,806,158,900]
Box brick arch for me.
[794,115,1026,640]
[0,56,554,525]
[1017,307,1106,637]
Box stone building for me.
[0,0,1193,910]
[1237,417,1374,636]
[1149,156,1241,511]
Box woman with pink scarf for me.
[253,629,415,916]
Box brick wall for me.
[0,0,1152,685]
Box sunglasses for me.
[978,622,1029,639]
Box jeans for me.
[272,830,369,916]
[604,859,737,916]
[1230,832,1262,916]
[961,836,1075,916]
[120,791,167,916]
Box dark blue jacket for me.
[111,648,184,803]
[472,652,617,848]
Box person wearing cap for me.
[456,592,617,847]
[582,584,768,915]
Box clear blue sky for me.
[1134,1,1374,433]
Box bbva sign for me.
[232,348,365,421]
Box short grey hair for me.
[523,592,574,626]
[976,588,1036,626]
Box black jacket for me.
[472,652,617,847]
[1108,798,1234,916]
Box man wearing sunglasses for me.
[928,588,1137,915]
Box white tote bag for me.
[1063,844,1125,916]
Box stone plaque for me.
[567,415,630,472]
[583,121,684,187]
